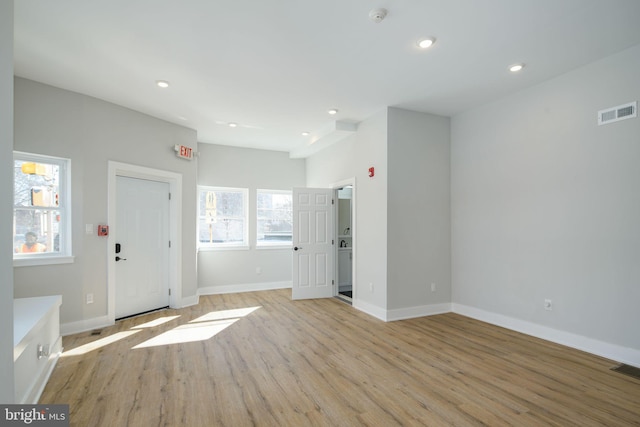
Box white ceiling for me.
[13,0,640,155]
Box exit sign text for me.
[174,145,194,160]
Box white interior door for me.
[292,188,334,300]
[115,176,170,319]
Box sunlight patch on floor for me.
[62,330,141,357]
[191,306,261,322]
[131,315,181,329]
[132,306,262,349]
[132,319,238,349]
[62,307,263,354]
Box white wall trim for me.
[61,315,113,336]
[452,303,640,368]
[107,161,183,323]
[354,302,451,322]
[180,294,200,308]
[198,281,292,296]
[353,299,388,321]
[387,303,452,322]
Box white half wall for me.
[451,44,640,356]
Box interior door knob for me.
[115,256,127,261]
[293,246,302,251]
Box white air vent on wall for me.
[598,101,637,125]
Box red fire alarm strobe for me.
[98,225,109,236]
[368,167,375,177]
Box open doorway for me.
[335,185,353,304]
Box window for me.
[257,190,292,247]
[198,186,248,249]
[13,152,72,265]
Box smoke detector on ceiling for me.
[369,8,388,23]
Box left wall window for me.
[13,152,73,266]
[197,186,249,249]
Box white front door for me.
[115,176,170,319]
[292,188,334,300]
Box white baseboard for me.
[352,299,388,321]
[61,315,113,336]
[387,303,452,322]
[353,301,451,322]
[198,281,292,296]
[452,303,640,368]
[180,294,199,308]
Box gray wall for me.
[306,109,389,314]
[451,44,640,352]
[197,144,305,291]
[1,0,15,403]
[13,78,198,327]
[387,108,451,311]
[306,108,450,319]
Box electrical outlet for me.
[86,224,93,234]
[369,282,373,292]
[256,267,262,275]
[86,293,94,304]
[544,299,552,311]
[431,283,436,292]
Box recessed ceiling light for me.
[417,37,436,49]
[509,63,525,72]
[228,122,238,128]
[302,132,310,136]
[328,109,338,115]
[156,80,170,88]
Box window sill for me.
[256,245,292,250]
[198,245,250,252]
[14,255,75,268]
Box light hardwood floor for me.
[41,289,640,426]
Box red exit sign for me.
[174,144,194,160]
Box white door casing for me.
[107,161,182,324]
[115,176,170,318]
[292,188,334,300]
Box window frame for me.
[13,151,74,267]
[197,185,249,250]
[256,189,293,249]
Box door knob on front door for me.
[293,246,303,251]
[115,256,127,261]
